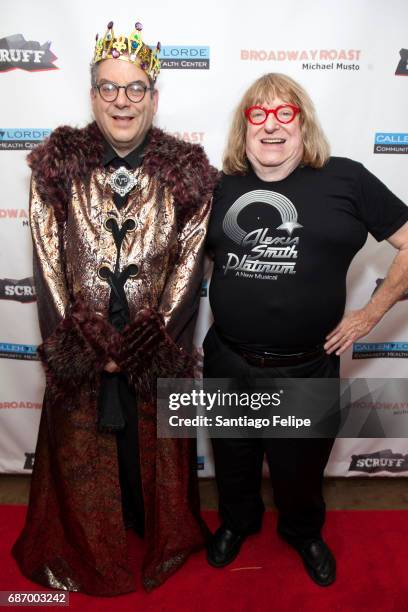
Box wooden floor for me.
[1,475,408,509]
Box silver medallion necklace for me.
[108,166,139,197]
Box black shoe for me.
[206,525,246,568]
[295,538,336,586]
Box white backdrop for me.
[0,0,407,476]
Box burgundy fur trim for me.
[142,128,218,225]
[38,294,121,403]
[28,122,217,225]
[118,308,195,396]
[28,123,104,225]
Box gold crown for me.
[93,21,161,82]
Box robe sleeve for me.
[118,195,213,389]
[30,175,69,340]
[30,175,119,394]
[158,194,213,351]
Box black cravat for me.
[98,140,146,432]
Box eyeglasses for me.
[245,105,300,125]
[95,80,154,103]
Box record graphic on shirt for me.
[222,189,302,244]
[221,189,302,280]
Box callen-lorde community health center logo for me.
[0,343,39,361]
[353,342,408,359]
[374,133,408,154]
[159,46,209,69]
[0,129,51,151]
[0,34,58,72]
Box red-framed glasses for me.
[245,104,301,125]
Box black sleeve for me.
[354,163,408,241]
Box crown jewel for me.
[93,21,161,82]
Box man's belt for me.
[236,346,324,368]
[216,329,324,368]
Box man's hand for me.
[104,360,121,373]
[324,308,380,356]
[325,223,408,357]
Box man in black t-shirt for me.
[205,73,408,586]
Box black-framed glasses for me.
[245,105,301,125]
[95,80,154,103]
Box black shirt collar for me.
[102,132,150,169]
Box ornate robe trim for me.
[27,122,218,225]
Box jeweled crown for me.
[93,21,161,82]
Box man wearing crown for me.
[12,21,216,595]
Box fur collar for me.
[28,122,217,224]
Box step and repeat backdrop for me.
[0,0,407,477]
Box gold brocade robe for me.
[12,123,217,595]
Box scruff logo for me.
[170,131,205,144]
[349,449,408,473]
[372,278,408,300]
[0,342,39,361]
[373,133,408,154]
[24,453,35,470]
[0,128,51,151]
[0,34,58,72]
[395,49,408,76]
[353,342,408,359]
[241,48,361,72]
[159,46,209,69]
[0,277,36,303]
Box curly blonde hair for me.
[223,73,330,174]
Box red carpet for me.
[1,506,408,611]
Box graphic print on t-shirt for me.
[222,189,302,281]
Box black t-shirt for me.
[207,157,408,349]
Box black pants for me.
[99,372,145,535]
[203,325,339,545]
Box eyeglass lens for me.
[248,106,296,124]
[98,82,147,102]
